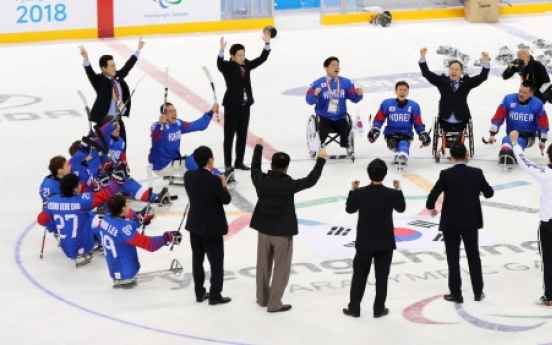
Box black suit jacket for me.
[419,61,489,121]
[502,56,551,102]
[250,145,325,236]
[84,55,137,124]
[217,48,270,108]
[184,169,231,237]
[346,184,406,252]
[426,164,494,232]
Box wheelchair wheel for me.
[306,115,318,158]
[467,119,475,157]
[431,117,439,158]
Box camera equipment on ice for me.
[369,11,392,27]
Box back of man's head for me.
[367,158,387,182]
[193,146,213,168]
[107,195,127,216]
[271,152,290,172]
[450,142,468,161]
[60,174,80,197]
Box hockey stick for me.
[136,259,183,278]
[115,74,147,122]
[77,90,93,134]
[202,66,220,122]
[141,167,154,235]
[171,203,189,251]
[160,67,169,132]
[482,136,492,145]
[39,228,47,259]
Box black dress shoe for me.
[475,292,485,301]
[444,294,464,303]
[268,305,292,313]
[234,163,251,171]
[209,297,232,305]
[374,308,389,318]
[343,308,360,318]
[196,292,209,303]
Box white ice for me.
[1,11,552,345]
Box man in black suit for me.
[419,47,489,159]
[426,142,494,303]
[343,159,405,318]
[184,146,232,305]
[217,31,271,173]
[250,138,326,313]
[79,37,144,143]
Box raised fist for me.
[420,48,427,59]
[112,162,128,185]
[256,137,264,146]
[135,212,154,226]
[351,180,360,191]
[317,148,327,159]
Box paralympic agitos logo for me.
[153,0,182,9]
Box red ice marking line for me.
[224,214,252,241]
[402,294,457,325]
[103,40,278,161]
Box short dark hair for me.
[324,56,339,68]
[229,44,245,56]
[49,156,66,176]
[60,174,80,197]
[271,152,291,171]
[547,143,552,161]
[99,55,114,69]
[193,146,213,168]
[107,195,127,216]
[521,80,535,93]
[160,102,173,114]
[395,80,409,90]
[367,158,387,182]
[449,60,463,71]
[101,115,115,126]
[450,142,467,160]
[69,140,82,156]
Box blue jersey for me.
[107,136,126,164]
[148,111,213,171]
[492,94,549,135]
[373,99,425,137]
[306,76,363,121]
[97,214,167,280]
[39,175,61,233]
[38,181,119,259]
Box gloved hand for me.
[164,231,183,245]
[134,211,154,226]
[367,127,381,143]
[90,173,110,191]
[111,162,128,185]
[419,131,431,147]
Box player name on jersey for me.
[46,202,82,211]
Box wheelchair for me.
[306,114,355,162]
[431,117,474,163]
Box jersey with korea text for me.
[305,76,363,121]
[491,94,549,135]
[374,99,425,137]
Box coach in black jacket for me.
[250,138,326,312]
[503,50,551,103]
[343,159,405,319]
[217,32,271,172]
[184,146,232,305]
[426,142,494,303]
[79,37,144,142]
[419,48,490,132]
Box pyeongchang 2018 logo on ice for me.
[153,0,182,9]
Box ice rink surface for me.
[2,11,552,345]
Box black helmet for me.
[264,26,277,38]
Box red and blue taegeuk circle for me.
[394,227,422,242]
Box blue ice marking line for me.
[454,303,545,332]
[491,181,530,192]
[15,221,253,345]
[489,23,539,42]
